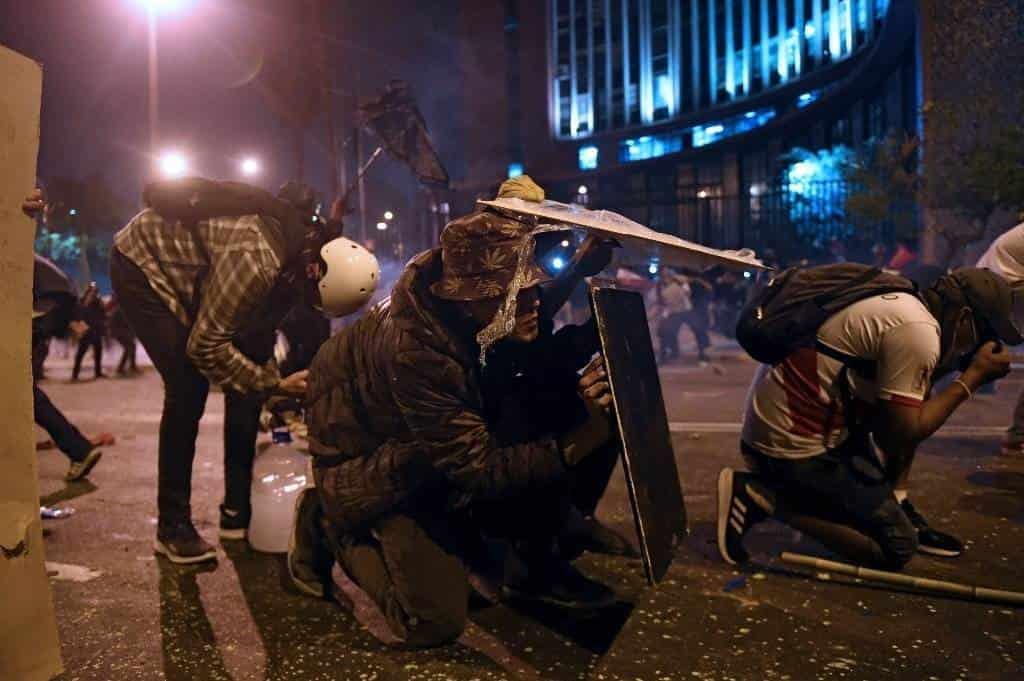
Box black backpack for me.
[736,263,919,376]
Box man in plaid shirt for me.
[111,181,377,563]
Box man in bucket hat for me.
[294,176,625,647]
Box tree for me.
[844,132,920,244]
[919,0,1024,265]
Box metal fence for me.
[582,179,916,264]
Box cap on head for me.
[317,237,380,317]
[430,211,551,301]
[942,268,1023,345]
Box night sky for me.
[0,0,464,230]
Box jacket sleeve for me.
[186,244,282,395]
[390,346,568,508]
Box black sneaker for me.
[154,522,218,564]
[901,499,964,558]
[65,448,103,482]
[287,488,334,598]
[716,468,768,566]
[502,557,616,610]
[219,505,249,541]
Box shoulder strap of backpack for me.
[814,340,877,381]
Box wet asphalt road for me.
[35,341,1024,680]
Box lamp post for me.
[136,1,189,170]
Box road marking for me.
[668,422,1008,437]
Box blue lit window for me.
[507,163,524,179]
[578,145,599,171]
[691,108,776,148]
[797,90,821,108]
[619,133,685,163]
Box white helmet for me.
[317,237,380,317]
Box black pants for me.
[114,332,137,372]
[110,249,272,527]
[34,384,91,462]
[318,441,618,647]
[742,436,917,569]
[72,333,103,379]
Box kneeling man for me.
[301,197,624,646]
[720,269,1018,569]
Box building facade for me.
[453,0,920,262]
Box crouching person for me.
[719,268,1018,570]
[297,207,622,647]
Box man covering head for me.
[295,177,628,646]
[111,178,379,564]
[719,267,1015,571]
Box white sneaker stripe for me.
[731,507,745,525]
[735,497,747,514]
[730,517,744,534]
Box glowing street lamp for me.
[383,210,394,221]
[134,0,193,163]
[376,221,388,231]
[240,157,261,177]
[159,151,189,178]
[135,0,188,12]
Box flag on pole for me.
[358,80,449,186]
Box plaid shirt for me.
[114,209,284,394]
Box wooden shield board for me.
[591,286,687,584]
[0,44,63,680]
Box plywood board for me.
[0,43,63,681]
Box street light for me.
[240,157,261,177]
[134,0,192,165]
[159,151,189,178]
[376,221,388,231]
[384,210,394,221]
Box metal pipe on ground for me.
[781,552,1024,607]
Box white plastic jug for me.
[249,429,311,553]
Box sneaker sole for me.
[716,468,739,566]
[917,544,963,558]
[288,487,326,599]
[218,527,247,541]
[65,450,103,482]
[153,539,218,564]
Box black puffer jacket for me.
[307,248,583,536]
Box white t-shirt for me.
[742,292,940,459]
[977,221,1024,285]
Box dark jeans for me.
[658,309,710,359]
[34,384,91,462]
[110,248,272,528]
[742,435,917,569]
[319,441,618,647]
[72,333,103,379]
[114,333,137,372]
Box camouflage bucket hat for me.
[430,210,552,301]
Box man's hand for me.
[572,234,615,278]
[560,355,615,466]
[22,188,45,218]
[275,370,309,398]
[578,355,613,412]
[964,341,1012,386]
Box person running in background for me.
[655,268,691,363]
[107,294,139,375]
[72,282,106,381]
[25,191,107,481]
